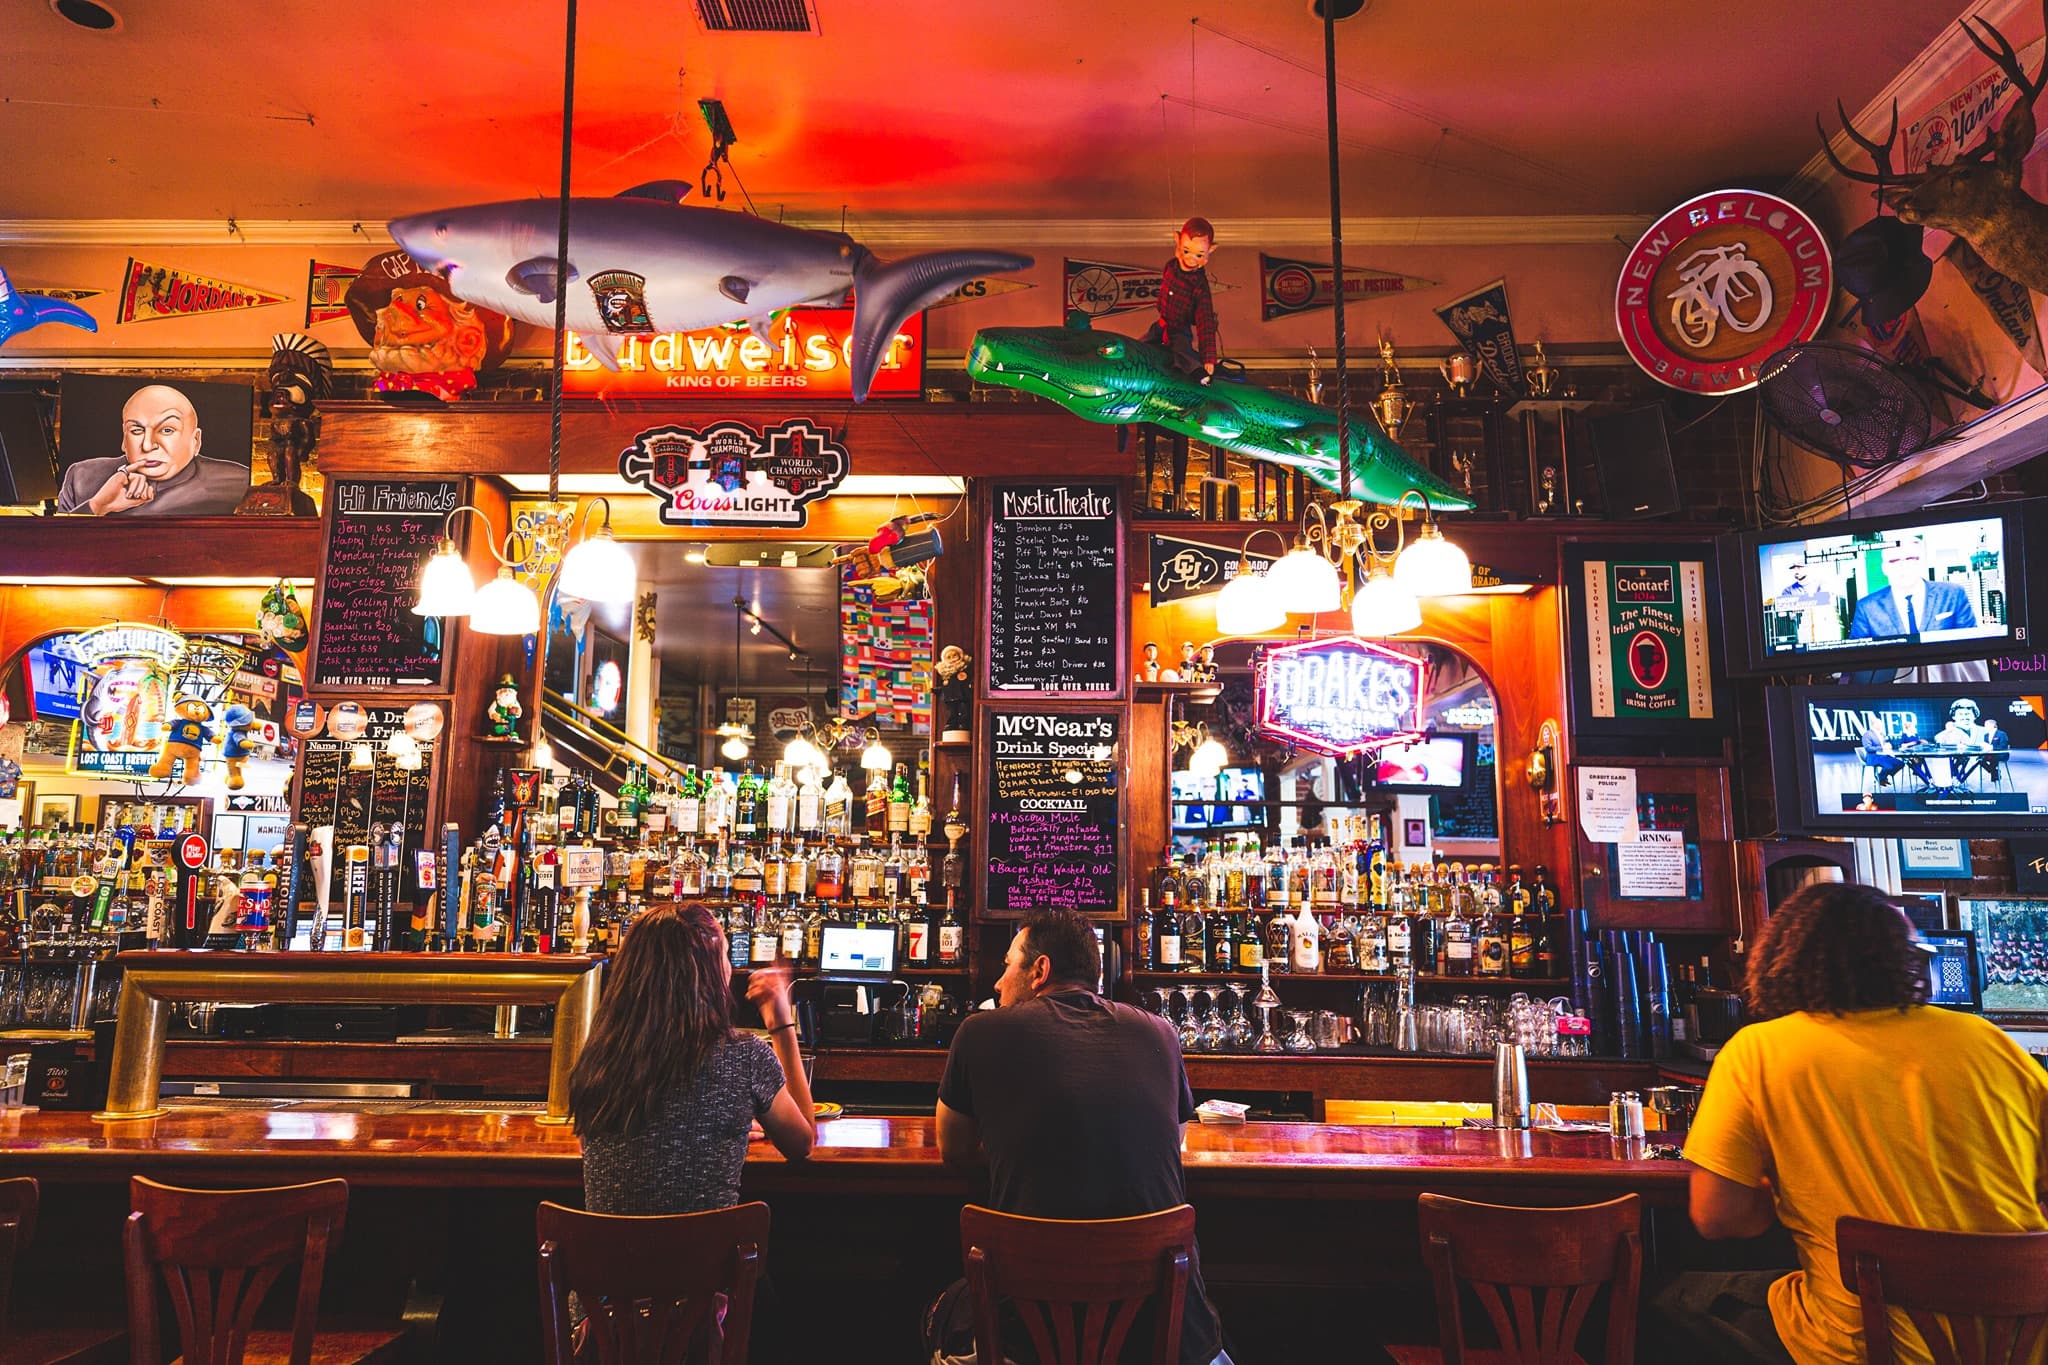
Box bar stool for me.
[124,1176,403,1365]
[0,1177,125,1365]
[535,1200,769,1365]
[959,1204,1196,1365]
[1837,1215,2048,1364]
[1389,1193,1641,1365]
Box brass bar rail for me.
[93,952,604,1125]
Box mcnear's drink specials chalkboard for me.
[983,708,1121,915]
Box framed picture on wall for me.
[56,373,253,517]
[1958,897,2048,1017]
[1563,541,1732,750]
[1898,838,1973,879]
[33,793,78,828]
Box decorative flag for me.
[23,285,103,304]
[118,258,287,324]
[1259,254,1436,321]
[1148,533,1277,606]
[1063,258,1159,319]
[1944,237,2048,375]
[1435,278,1528,397]
[926,277,1036,311]
[305,261,361,327]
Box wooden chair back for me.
[1416,1193,1642,1365]
[535,1200,769,1365]
[959,1204,1196,1365]
[0,1175,36,1328]
[124,1175,349,1365]
[1837,1216,2048,1365]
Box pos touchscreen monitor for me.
[1765,682,2048,836]
[1722,499,2048,676]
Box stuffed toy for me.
[218,703,258,791]
[149,695,214,784]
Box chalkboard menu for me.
[312,479,462,689]
[983,708,1121,917]
[986,482,1122,696]
[1431,745,1499,844]
[293,708,436,909]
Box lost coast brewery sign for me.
[1255,636,1424,757]
[564,308,923,398]
[618,419,849,528]
[1616,190,1832,395]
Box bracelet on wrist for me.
[767,1021,798,1035]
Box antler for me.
[1817,98,1925,187]
[1961,5,2046,106]
[1956,0,2048,169]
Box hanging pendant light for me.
[1393,518,1474,597]
[1188,726,1229,779]
[470,567,543,636]
[861,733,893,772]
[1215,560,1285,636]
[1265,536,1341,614]
[1351,566,1423,637]
[412,537,478,618]
[557,501,636,604]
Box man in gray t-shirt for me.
[57,383,247,516]
[939,909,1229,1365]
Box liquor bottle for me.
[786,839,813,902]
[1291,902,1321,974]
[802,903,825,966]
[1238,912,1267,974]
[750,899,780,966]
[1475,897,1507,979]
[1508,899,1537,978]
[1358,909,1389,974]
[1442,886,1474,978]
[887,763,912,836]
[615,763,641,839]
[1209,906,1235,974]
[1136,888,1155,967]
[727,901,753,969]
[732,843,765,898]
[556,773,579,843]
[1386,885,1413,971]
[765,763,796,837]
[763,836,789,901]
[814,842,844,902]
[1533,866,1564,980]
[735,766,761,842]
[1263,908,1290,973]
[824,770,854,840]
[936,889,965,967]
[909,759,933,841]
[883,836,908,908]
[848,838,879,904]
[906,842,929,907]
[864,769,889,836]
[796,765,825,837]
[904,894,933,965]
[779,902,805,964]
[1324,912,1355,973]
[674,841,705,899]
[1155,890,1183,970]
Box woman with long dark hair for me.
[571,902,814,1214]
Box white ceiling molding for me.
[1822,381,2048,516]
[0,214,1648,250]
[1788,0,2032,202]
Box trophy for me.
[1525,341,1562,398]
[1439,350,1478,398]
[1372,338,1414,439]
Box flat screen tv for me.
[1917,928,1983,1012]
[1170,766,1264,832]
[1765,682,2048,835]
[1722,499,2048,676]
[1370,733,1475,793]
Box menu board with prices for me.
[312,479,463,689]
[982,708,1121,917]
[985,482,1122,696]
[292,707,436,910]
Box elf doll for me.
[1143,217,1221,382]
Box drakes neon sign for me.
[1255,636,1424,756]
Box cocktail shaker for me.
[1492,1041,1530,1129]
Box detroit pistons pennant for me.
[118,258,288,325]
[1259,255,1436,321]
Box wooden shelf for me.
[1129,971,1570,990]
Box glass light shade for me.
[411,542,477,617]
[783,733,825,772]
[469,568,543,636]
[395,748,424,771]
[1266,544,1342,614]
[720,734,751,761]
[861,738,892,772]
[556,527,636,604]
[384,730,420,760]
[1350,570,1423,637]
[1392,523,1473,597]
[1189,736,1229,778]
[348,741,375,770]
[530,739,555,771]
[1214,567,1285,636]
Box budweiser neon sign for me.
[564,308,923,398]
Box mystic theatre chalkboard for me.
[986,482,1122,696]
[312,479,462,689]
[983,708,1121,916]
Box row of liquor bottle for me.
[0,807,202,897]
[720,892,969,972]
[534,759,960,847]
[1145,846,1565,979]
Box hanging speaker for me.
[0,392,57,506]
[1586,404,1679,520]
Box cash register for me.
[812,924,903,1046]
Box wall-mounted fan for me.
[1757,342,1990,469]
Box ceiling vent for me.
[693,0,818,33]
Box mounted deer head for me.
[1821,0,2048,297]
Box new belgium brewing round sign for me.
[1615,190,1832,396]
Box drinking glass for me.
[1283,1010,1316,1054]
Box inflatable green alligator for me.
[967,318,1471,511]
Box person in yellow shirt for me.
[1649,882,2048,1365]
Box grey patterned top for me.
[580,1033,786,1215]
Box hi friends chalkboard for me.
[986,482,1122,697]
[311,479,461,690]
[983,708,1121,917]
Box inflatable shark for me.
[0,267,97,348]
[968,319,1471,510]
[391,183,1030,402]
